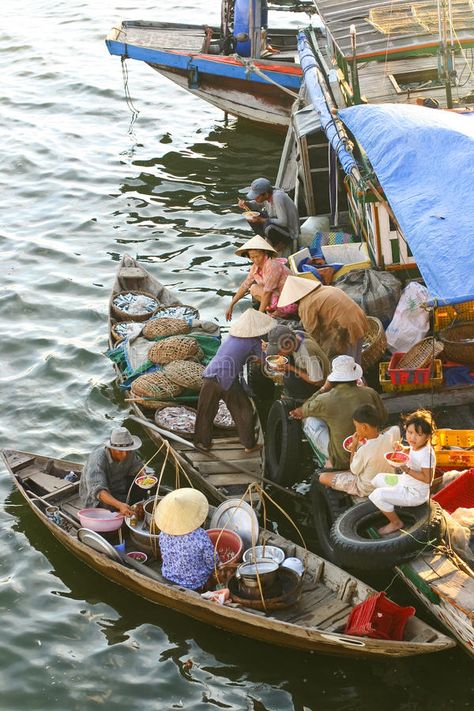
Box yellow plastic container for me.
[379,360,443,393]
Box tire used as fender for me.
[310,475,352,563]
[330,499,446,571]
[265,398,302,486]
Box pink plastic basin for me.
[78,508,124,532]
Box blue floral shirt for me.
[159,528,218,590]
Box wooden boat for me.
[2,447,456,658]
[396,551,474,658]
[108,254,265,504]
[105,1,305,129]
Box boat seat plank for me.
[27,471,73,495]
[307,598,351,628]
[15,463,47,482]
[184,448,260,461]
[194,460,262,476]
[409,628,440,644]
[274,584,331,622]
[5,451,37,473]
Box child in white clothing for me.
[369,410,436,535]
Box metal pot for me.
[236,558,279,589]
[242,545,285,565]
[143,499,157,528]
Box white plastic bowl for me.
[78,508,124,532]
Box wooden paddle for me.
[129,415,304,499]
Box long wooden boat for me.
[109,254,265,504]
[105,1,305,129]
[2,448,456,658]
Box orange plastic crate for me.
[434,301,474,331]
[435,429,474,467]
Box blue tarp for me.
[297,31,357,176]
[338,103,474,306]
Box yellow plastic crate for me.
[434,300,474,332]
[435,429,474,467]
[379,360,443,393]
[437,429,474,448]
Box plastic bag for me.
[335,269,402,327]
[385,282,430,354]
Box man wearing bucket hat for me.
[79,427,145,516]
[194,308,275,453]
[264,324,330,400]
[290,356,387,468]
[277,275,368,364]
[237,177,299,254]
[226,235,298,321]
[155,488,216,590]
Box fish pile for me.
[155,406,197,433]
[113,292,158,316]
[154,305,199,320]
[214,400,235,429]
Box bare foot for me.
[244,444,263,454]
[378,521,404,535]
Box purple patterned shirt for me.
[159,528,218,590]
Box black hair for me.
[403,409,435,437]
[352,404,380,428]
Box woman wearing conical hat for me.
[278,275,369,364]
[225,235,298,322]
[194,308,275,453]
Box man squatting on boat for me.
[79,427,145,516]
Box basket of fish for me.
[152,303,199,321]
[154,405,198,438]
[112,291,159,322]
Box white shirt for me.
[399,443,435,492]
[351,426,400,496]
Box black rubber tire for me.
[247,359,275,401]
[330,499,446,571]
[265,399,302,486]
[310,475,352,563]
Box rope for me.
[121,57,140,135]
[232,54,299,98]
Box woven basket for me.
[142,317,191,340]
[148,336,203,365]
[112,291,158,322]
[130,371,182,408]
[153,303,199,321]
[154,404,197,438]
[361,316,387,370]
[111,321,142,343]
[439,323,474,365]
[398,337,444,369]
[163,360,206,391]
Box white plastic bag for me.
[385,282,430,354]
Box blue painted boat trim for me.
[106,39,302,90]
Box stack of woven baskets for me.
[439,323,474,366]
[148,336,203,364]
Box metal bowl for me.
[236,558,279,588]
[242,545,285,565]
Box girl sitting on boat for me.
[226,236,298,320]
[369,410,436,535]
[155,488,217,591]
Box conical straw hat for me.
[235,235,277,257]
[229,308,275,338]
[154,488,209,535]
[277,275,321,308]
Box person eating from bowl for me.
[155,488,217,591]
[237,177,299,255]
[290,356,387,468]
[226,236,298,321]
[264,324,330,400]
[194,308,275,453]
[79,427,145,517]
[277,275,368,364]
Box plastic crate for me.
[379,359,443,393]
[432,469,474,513]
[434,429,474,467]
[387,351,433,385]
[345,592,415,641]
[434,300,474,332]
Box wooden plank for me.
[309,598,351,627]
[409,628,440,644]
[28,471,71,494]
[16,463,45,482]
[281,585,331,623]
[430,572,474,618]
[184,448,260,461]
[205,473,260,486]
[5,452,36,473]
[382,384,474,414]
[193,460,262,475]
